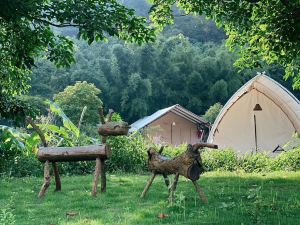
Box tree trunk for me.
[38,145,111,162]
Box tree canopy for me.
[30,32,299,123]
[0,0,155,95]
[54,81,102,127]
[149,0,300,88]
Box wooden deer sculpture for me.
[141,143,218,203]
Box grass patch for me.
[0,171,300,225]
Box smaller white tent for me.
[207,73,300,155]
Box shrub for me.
[240,153,271,173]
[106,133,148,173]
[2,154,43,177]
[201,148,238,171]
[163,144,187,157]
[270,147,300,171]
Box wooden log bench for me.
[37,145,111,198]
[141,143,218,203]
[27,107,129,198]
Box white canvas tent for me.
[207,73,300,155]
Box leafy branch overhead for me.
[0,0,155,95]
[149,0,300,88]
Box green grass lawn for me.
[1,171,300,225]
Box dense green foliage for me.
[2,0,299,125]
[202,148,300,173]
[202,149,238,171]
[54,81,102,128]
[150,0,300,88]
[1,172,300,225]
[202,102,223,124]
[29,36,299,123]
[106,134,148,172]
[0,0,154,96]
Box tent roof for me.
[129,104,207,133]
[208,73,300,143]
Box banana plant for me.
[0,125,39,155]
[33,101,81,147]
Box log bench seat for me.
[38,145,111,162]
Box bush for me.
[163,144,187,157]
[270,147,300,171]
[240,153,271,173]
[202,148,238,171]
[106,133,148,173]
[2,154,43,177]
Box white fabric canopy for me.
[208,73,300,154]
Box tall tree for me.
[149,0,300,88]
[54,81,102,126]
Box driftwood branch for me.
[26,117,47,147]
[98,107,106,124]
[107,109,114,122]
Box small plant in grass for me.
[246,186,263,224]
[168,191,187,220]
[0,200,15,225]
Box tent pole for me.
[254,115,258,153]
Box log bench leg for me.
[140,173,156,198]
[52,162,61,191]
[38,160,51,198]
[192,180,208,203]
[169,173,179,203]
[100,158,106,192]
[92,157,101,196]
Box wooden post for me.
[140,173,156,198]
[92,157,101,196]
[52,162,61,191]
[100,158,106,192]
[38,161,51,198]
[192,180,208,203]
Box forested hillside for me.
[29,0,299,124]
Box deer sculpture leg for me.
[192,181,208,203]
[169,173,180,203]
[140,173,156,198]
